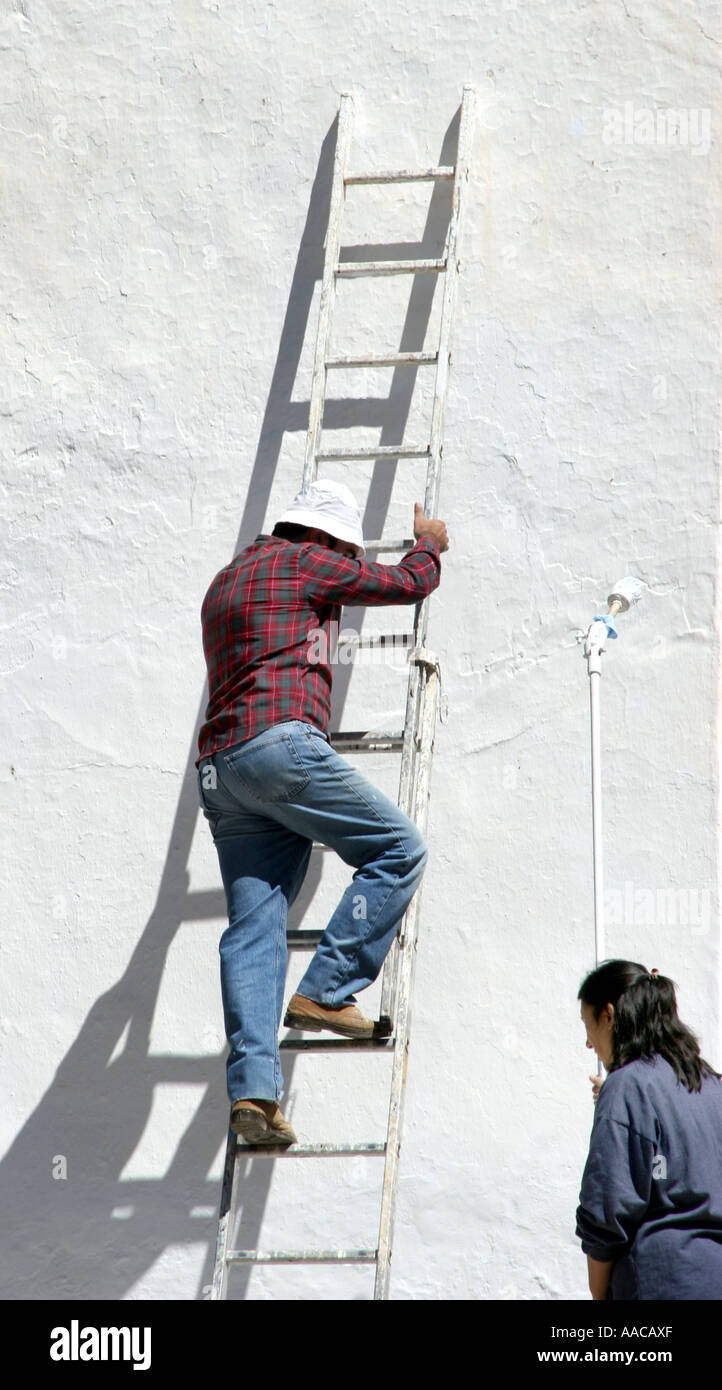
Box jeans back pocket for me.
[223,730,311,804]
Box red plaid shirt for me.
[196,534,441,766]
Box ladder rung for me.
[227,1249,377,1264]
[330,730,404,751]
[344,166,455,185]
[339,633,414,651]
[364,536,416,552]
[233,1142,386,1156]
[287,929,323,947]
[336,258,446,277]
[325,352,438,368]
[316,445,429,460]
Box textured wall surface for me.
[2,0,721,1300]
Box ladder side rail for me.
[378,648,424,1020]
[418,85,476,652]
[375,656,441,1299]
[210,1124,245,1299]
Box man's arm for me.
[300,503,448,607]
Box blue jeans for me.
[197,720,428,1103]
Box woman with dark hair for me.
[575,958,722,1300]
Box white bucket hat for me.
[275,479,365,557]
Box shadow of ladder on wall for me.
[211,86,476,1302]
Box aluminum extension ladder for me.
[211,86,475,1301]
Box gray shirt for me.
[575,1054,722,1299]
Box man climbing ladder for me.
[196,478,448,1147]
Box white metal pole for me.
[588,658,605,968]
[584,578,644,1077]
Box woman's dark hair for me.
[578,958,720,1092]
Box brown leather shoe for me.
[283,992,375,1039]
[230,1098,297,1146]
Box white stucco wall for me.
[2,0,720,1300]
